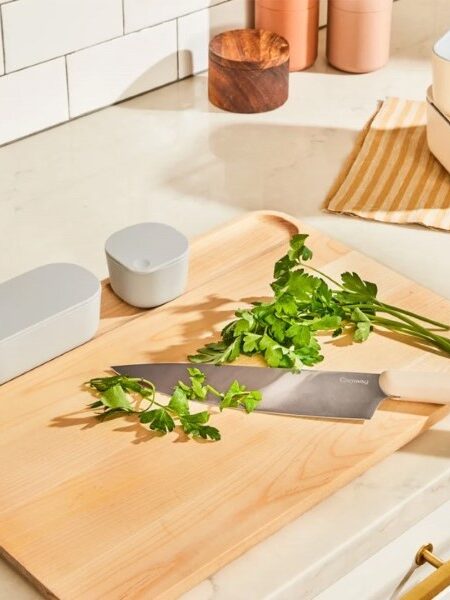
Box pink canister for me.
[255,0,319,71]
[326,0,393,73]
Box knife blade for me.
[111,363,450,420]
[111,363,385,420]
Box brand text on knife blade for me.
[339,376,369,385]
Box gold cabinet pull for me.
[400,543,450,600]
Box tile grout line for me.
[0,6,6,75]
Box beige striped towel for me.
[326,97,450,231]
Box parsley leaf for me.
[341,272,378,300]
[101,385,133,411]
[86,368,262,442]
[168,387,190,415]
[141,409,175,433]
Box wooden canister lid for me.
[209,29,289,71]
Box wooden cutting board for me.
[1,211,449,600]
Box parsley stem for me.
[371,316,432,337]
[375,302,450,330]
[302,264,343,289]
[372,308,450,346]
[206,384,222,398]
[370,316,450,353]
[345,303,450,336]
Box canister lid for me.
[257,0,317,11]
[0,263,100,341]
[426,86,450,124]
[433,30,450,61]
[329,0,392,13]
[209,29,289,71]
[105,223,189,274]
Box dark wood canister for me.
[208,29,290,113]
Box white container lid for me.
[105,223,189,275]
[426,86,450,123]
[0,263,100,342]
[434,30,450,61]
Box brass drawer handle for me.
[400,543,450,600]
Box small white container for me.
[105,223,189,308]
[432,30,450,118]
[426,86,450,175]
[0,263,100,385]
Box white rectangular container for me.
[426,86,450,175]
[432,30,450,118]
[0,263,100,385]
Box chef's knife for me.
[111,363,450,420]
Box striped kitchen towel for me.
[326,97,450,231]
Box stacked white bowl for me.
[427,30,450,173]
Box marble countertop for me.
[1,0,449,598]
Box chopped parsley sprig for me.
[86,368,261,441]
[189,234,450,370]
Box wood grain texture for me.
[0,211,449,600]
[208,29,289,113]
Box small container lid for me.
[209,29,289,71]
[105,223,189,275]
[257,0,317,11]
[433,30,450,62]
[0,263,100,341]
[329,0,392,13]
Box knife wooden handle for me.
[379,370,450,404]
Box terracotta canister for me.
[255,0,319,71]
[432,30,450,117]
[327,0,393,73]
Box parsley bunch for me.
[189,234,450,370]
[86,368,261,441]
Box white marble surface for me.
[315,500,450,600]
[0,0,450,598]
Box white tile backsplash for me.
[67,21,177,118]
[0,0,251,144]
[2,0,123,72]
[124,0,224,34]
[0,58,68,145]
[178,0,252,78]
